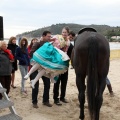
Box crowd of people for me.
[0,27,114,109]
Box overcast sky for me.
[0,0,120,38]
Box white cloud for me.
[0,0,120,37]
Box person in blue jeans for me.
[15,37,30,96]
[106,77,114,96]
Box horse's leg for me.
[95,77,106,120]
[95,55,109,120]
[76,74,86,120]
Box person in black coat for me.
[29,31,52,108]
[8,37,18,88]
[53,29,74,105]
[67,31,76,69]
[0,41,12,99]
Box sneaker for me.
[60,98,69,103]
[43,102,52,107]
[33,104,39,108]
[24,74,29,80]
[54,100,62,106]
[30,80,35,89]
[21,90,28,96]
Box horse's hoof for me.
[79,115,84,120]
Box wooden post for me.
[0,16,4,40]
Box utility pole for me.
[0,16,4,40]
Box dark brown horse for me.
[71,28,110,120]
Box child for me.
[24,41,69,88]
[52,34,70,52]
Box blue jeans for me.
[106,77,111,85]
[19,65,28,92]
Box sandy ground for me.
[0,59,120,120]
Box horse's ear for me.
[78,27,97,34]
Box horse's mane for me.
[78,27,97,35]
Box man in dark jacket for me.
[29,31,52,108]
[53,31,75,105]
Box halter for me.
[78,27,97,35]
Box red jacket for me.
[4,49,14,61]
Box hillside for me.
[16,23,120,38]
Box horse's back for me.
[75,31,109,51]
[74,31,110,75]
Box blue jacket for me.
[15,47,30,66]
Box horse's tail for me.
[87,35,98,119]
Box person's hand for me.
[49,38,56,42]
[10,59,14,62]
[40,37,43,41]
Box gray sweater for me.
[0,50,12,76]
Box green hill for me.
[16,23,120,39]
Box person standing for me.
[68,31,76,42]
[53,27,74,105]
[68,31,76,69]
[28,38,38,55]
[29,31,53,108]
[15,37,30,95]
[8,36,18,88]
[27,38,38,71]
[106,77,114,96]
[0,41,12,99]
